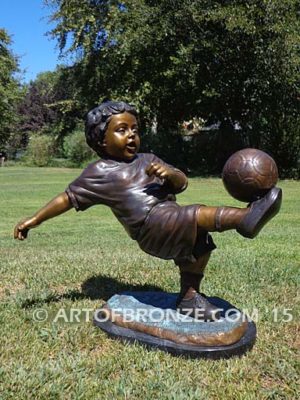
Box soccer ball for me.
[222,148,278,202]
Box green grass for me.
[0,166,299,400]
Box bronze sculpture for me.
[14,100,282,326]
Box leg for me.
[178,251,211,295]
[196,187,282,238]
[197,205,247,232]
[176,252,221,321]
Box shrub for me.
[47,158,77,168]
[25,134,55,167]
[63,130,95,165]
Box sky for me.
[0,0,62,82]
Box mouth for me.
[126,142,137,154]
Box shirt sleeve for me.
[65,162,105,211]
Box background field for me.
[0,167,299,399]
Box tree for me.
[45,0,300,175]
[0,29,22,149]
[17,68,82,154]
[18,72,58,135]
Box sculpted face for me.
[102,112,140,160]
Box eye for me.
[117,128,126,134]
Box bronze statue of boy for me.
[14,100,282,321]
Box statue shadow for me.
[21,274,164,308]
[81,275,163,301]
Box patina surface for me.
[100,293,248,347]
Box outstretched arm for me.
[14,192,73,240]
[146,163,188,193]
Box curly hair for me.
[85,100,138,156]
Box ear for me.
[99,141,106,149]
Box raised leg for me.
[196,206,247,232]
[196,187,282,238]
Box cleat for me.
[177,289,221,321]
[237,187,282,239]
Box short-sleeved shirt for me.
[66,153,216,264]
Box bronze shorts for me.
[137,201,216,265]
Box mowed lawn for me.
[0,166,299,399]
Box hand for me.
[14,217,37,240]
[146,162,173,180]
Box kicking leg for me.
[197,205,247,232]
[196,187,282,238]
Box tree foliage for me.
[18,72,58,135]
[43,1,299,175]
[15,68,82,156]
[0,29,22,149]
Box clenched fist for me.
[14,217,38,240]
[146,162,188,193]
[146,162,173,180]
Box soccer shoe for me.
[237,187,282,239]
[177,289,221,321]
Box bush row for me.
[21,130,96,168]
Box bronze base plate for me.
[94,291,256,359]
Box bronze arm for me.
[146,162,188,193]
[166,168,188,193]
[14,192,73,240]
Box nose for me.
[128,129,135,138]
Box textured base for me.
[94,291,256,359]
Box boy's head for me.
[85,100,138,158]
